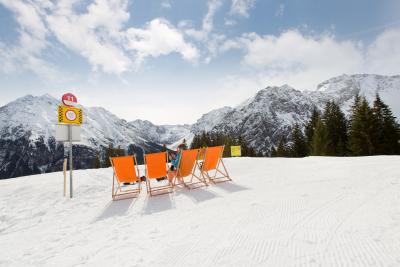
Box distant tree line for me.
[190,131,259,157]
[92,144,125,168]
[92,143,149,168]
[272,94,400,157]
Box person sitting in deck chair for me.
[170,143,187,170]
[167,143,186,182]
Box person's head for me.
[177,143,185,152]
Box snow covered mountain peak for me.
[204,84,315,154]
[311,74,400,116]
[242,84,312,114]
[0,94,59,141]
[316,74,400,94]
[190,106,233,133]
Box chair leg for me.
[220,159,232,181]
[204,159,232,184]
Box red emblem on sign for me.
[62,93,77,107]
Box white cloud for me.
[182,0,226,63]
[0,43,17,74]
[230,0,256,17]
[224,18,237,26]
[365,27,400,75]
[203,0,223,33]
[241,31,363,72]
[45,0,131,74]
[0,0,59,78]
[161,0,172,9]
[0,0,199,76]
[177,20,193,28]
[221,28,400,91]
[275,3,284,17]
[0,0,48,41]
[125,19,199,65]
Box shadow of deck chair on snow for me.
[172,148,208,190]
[110,156,141,201]
[144,152,173,196]
[199,145,232,184]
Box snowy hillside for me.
[1,156,400,266]
[129,119,191,146]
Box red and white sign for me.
[62,93,77,107]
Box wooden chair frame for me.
[172,149,208,189]
[144,152,173,196]
[199,145,232,184]
[110,156,141,201]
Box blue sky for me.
[0,0,399,124]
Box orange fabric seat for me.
[110,156,141,200]
[199,145,232,183]
[144,152,172,196]
[172,149,207,189]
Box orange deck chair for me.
[110,156,141,200]
[199,145,232,183]
[173,148,207,189]
[144,151,172,196]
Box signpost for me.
[56,93,82,198]
[231,146,242,157]
[56,124,81,141]
[58,106,83,125]
[62,93,78,107]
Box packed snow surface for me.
[1,157,400,266]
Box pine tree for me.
[290,123,308,157]
[276,136,288,157]
[349,97,376,155]
[270,146,277,157]
[305,107,320,152]
[92,156,102,168]
[102,143,125,167]
[323,101,348,156]
[161,144,167,152]
[349,93,361,123]
[181,139,188,150]
[382,103,400,154]
[372,94,400,154]
[310,117,329,156]
[190,134,199,149]
[190,132,257,157]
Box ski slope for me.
[1,157,400,266]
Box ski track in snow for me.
[1,156,400,266]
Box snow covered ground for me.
[1,156,400,266]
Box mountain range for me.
[1,74,399,179]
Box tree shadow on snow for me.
[214,182,249,193]
[94,198,136,222]
[142,193,175,215]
